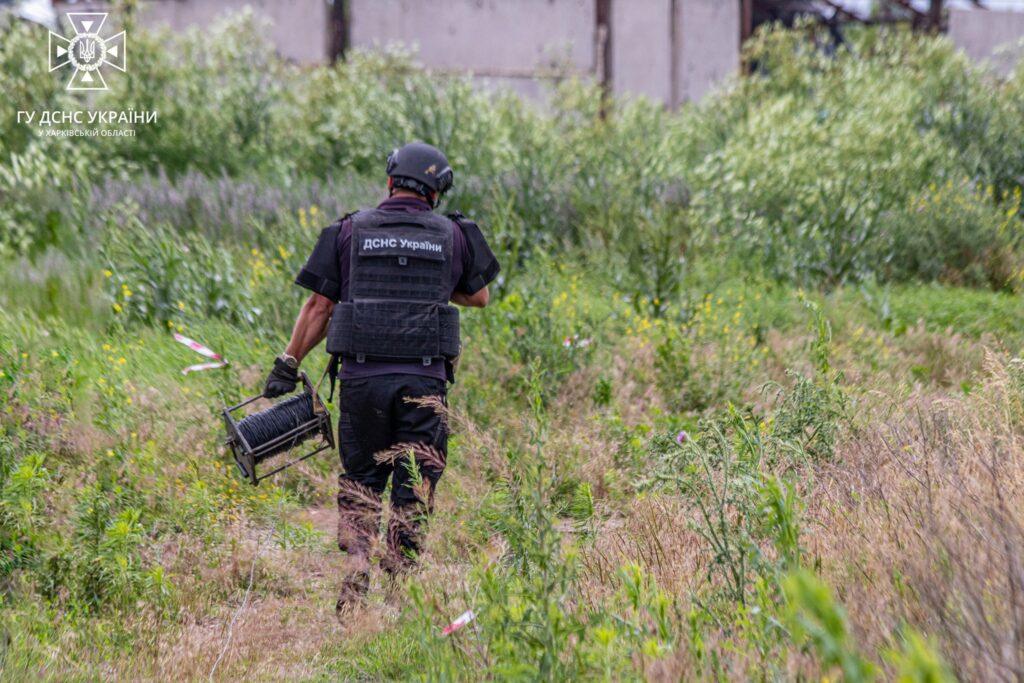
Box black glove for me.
[263,357,299,398]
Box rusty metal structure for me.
[742,0,991,39]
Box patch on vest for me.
[361,237,443,254]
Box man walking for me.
[262,143,499,612]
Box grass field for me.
[1,10,1023,682]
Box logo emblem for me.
[424,164,437,176]
[49,13,126,91]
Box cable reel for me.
[222,372,334,485]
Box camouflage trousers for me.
[335,374,447,574]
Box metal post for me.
[595,0,612,116]
[670,0,680,109]
[329,0,350,64]
[740,0,754,74]
[927,0,944,33]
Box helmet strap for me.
[389,176,437,207]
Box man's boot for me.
[337,477,380,557]
[336,478,380,619]
[381,506,423,576]
[335,569,370,618]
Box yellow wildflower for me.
[103,269,113,278]
[112,303,122,313]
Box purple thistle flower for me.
[676,430,689,445]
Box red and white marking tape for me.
[181,361,228,375]
[441,609,475,636]
[173,333,228,374]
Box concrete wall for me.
[349,0,594,100]
[950,9,1024,76]
[612,0,672,103]
[138,0,329,65]
[678,0,740,102]
[57,0,741,105]
[350,0,595,75]
[351,0,738,106]
[56,0,330,64]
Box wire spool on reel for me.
[223,372,334,485]
[237,393,317,460]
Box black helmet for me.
[386,142,454,203]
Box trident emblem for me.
[78,39,96,63]
[49,13,126,91]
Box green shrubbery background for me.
[2,12,1023,295]
[0,9,1022,681]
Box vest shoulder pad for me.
[447,212,500,294]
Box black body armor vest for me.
[326,209,460,365]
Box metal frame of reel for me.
[223,372,334,485]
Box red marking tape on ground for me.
[441,610,475,636]
[173,333,224,360]
[173,333,228,374]
[181,362,227,375]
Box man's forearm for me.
[284,294,333,362]
[452,286,489,308]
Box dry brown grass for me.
[809,351,1024,681]
[577,496,704,612]
[32,521,358,682]
[26,332,1024,681]
[563,340,1024,681]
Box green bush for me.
[0,140,92,258]
[654,293,765,412]
[691,24,1023,288]
[880,180,1023,289]
[0,18,69,156]
[96,11,298,177]
[98,203,314,333]
[3,15,1022,290]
